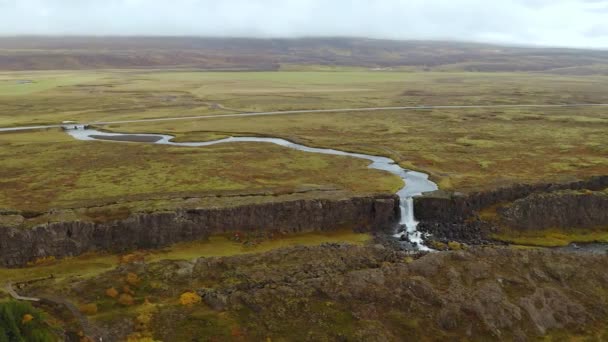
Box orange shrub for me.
[26,256,57,267]
[123,285,135,295]
[118,293,135,306]
[21,314,34,324]
[119,252,146,264]
[106,287,119,298]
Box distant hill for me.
[1,36,608,72]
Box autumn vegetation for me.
[0,39,606,340]
[0,301,57,341]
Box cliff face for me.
[499,191,608,230]
[0,195,399,267]
[415,176,608,223]
[414,176,608,244]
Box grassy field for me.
[491,228,608,247]
[113,105,608,192]
[2,70,608,128]
[0,70,608,195]
[0,129,401,215]
[0,70,607,200]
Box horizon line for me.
[0,35,606,51]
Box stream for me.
[66,127,438,250]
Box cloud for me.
[0,0,607,48]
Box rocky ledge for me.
[0,195,399,267]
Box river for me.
[66,127,439,250]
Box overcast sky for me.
[1,0,607,48]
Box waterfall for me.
[396,196,429,251]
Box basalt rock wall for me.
[499,190,608,230]
[0,195,399,267]
[414,176,608,244]
[414,176,608,223]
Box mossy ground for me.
[0,129,402,214]
[0,230,370,283]
[492,227,608,247]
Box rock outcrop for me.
[0,195,399,267]
[61,244,608,340]
[499,190,608,230]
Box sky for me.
[0,0,607,48]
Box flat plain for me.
[0,70,607,210]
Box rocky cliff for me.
[414,176,608,244]
[499,190,608,230]
[414,176,608,223]
[0,195,399,267]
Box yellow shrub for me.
[136,312,152,326]
[430,241,448,251]
[126,272,140,286]
[127,332,158,342]
[448,241,463,250]
[79,303,98,316]
[135,299,157,330]
[179,292,202,306]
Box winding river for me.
[66,127,438,250]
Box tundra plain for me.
[1,38,608,341]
